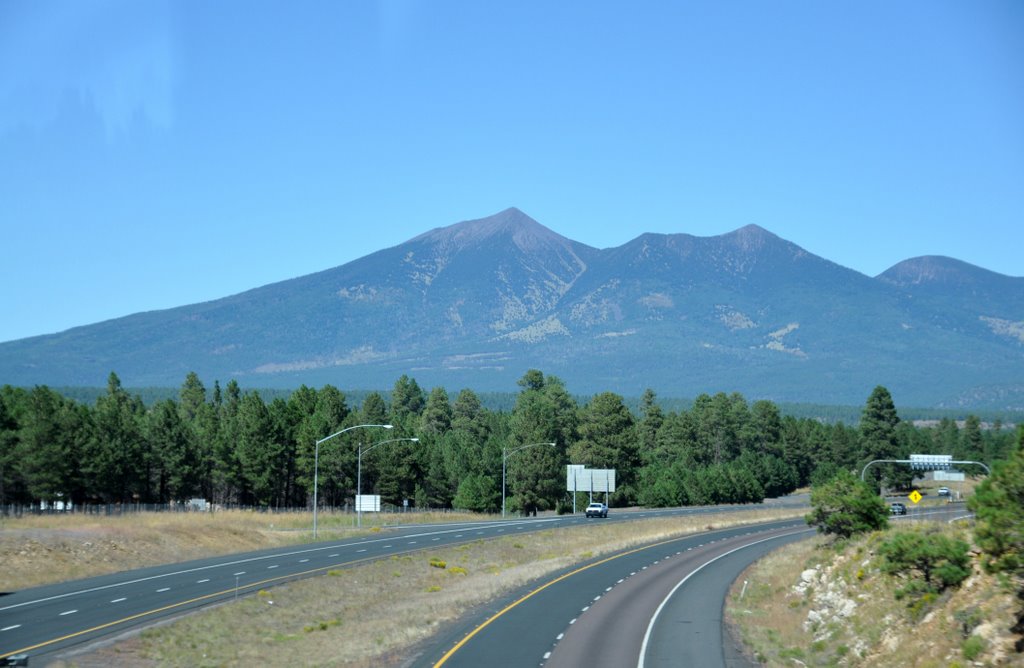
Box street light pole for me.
[502,442,556,518]
[313,424,392,539]
[357,437,419,528]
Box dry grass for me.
[726,524,1022,667]
[0,510,480,591]
[30,507,805,667]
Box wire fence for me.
[0,502,461,519]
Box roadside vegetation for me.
[728,427,1024,666]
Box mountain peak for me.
[410,207,577,253]
[722,224,784,251]
[877,256,1009,287]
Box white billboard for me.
[356,494,381,512]
[566,466,616,493]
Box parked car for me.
[937,486,951,496]
[890,502,907,515]
[585,502,608,518]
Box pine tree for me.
[18,387,81,504]
[637,389,664,466]
[452,388,488,443]
[806,469,889,539]
[420,387,452,436]
[569,392,637,504]
[969,428,1024,576]
[507,370,573,515]
[235,392,283,506]
[146,399,197,503]
[87,373,146,503]
[859,385,900,491]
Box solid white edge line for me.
[636,529,810,668]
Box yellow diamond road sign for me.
[909,490,922,504]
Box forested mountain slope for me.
[1,208,1021,408]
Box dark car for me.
[585,502,608,518]
[890,502,907,515]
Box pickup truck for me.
[585,502,608,518]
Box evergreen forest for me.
[0,370,1017,515]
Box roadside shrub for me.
[806,470,889,539]
[879,528,971,602]
[969,432,1024,577]
[954,606,984,638]
[962,635,985,661]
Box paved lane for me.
[637,529,811,667]
[419,519,810,668]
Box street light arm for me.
[312,423,393,539]
[361,437,419,456]
[505,441,557,457]
[317,423,393,446]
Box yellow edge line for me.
[431,522,802,667]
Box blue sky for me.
[2,1,1022,343]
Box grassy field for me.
[0,509,476,591]
[1,506,805,667]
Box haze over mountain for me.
[2,208,1022,409]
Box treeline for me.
[0,371,1017,514]
[45,387,1020,426]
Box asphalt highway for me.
[416,503,967,668]
[0,502,797,664]
[417,519,811,668]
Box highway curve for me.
[418,519,812,668]
[0,503,801,665]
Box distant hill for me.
[2,208,1022,409]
